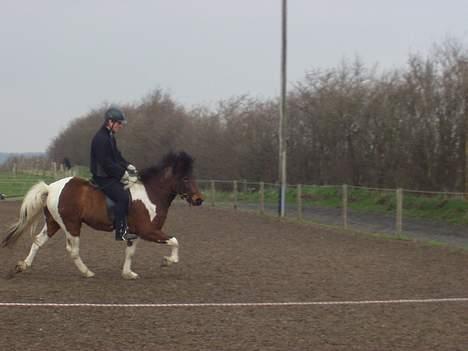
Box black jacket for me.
[90,125,129,180]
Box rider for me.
[90,106,138,241]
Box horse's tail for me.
[1,181,49,248]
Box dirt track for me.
[0,200,467,350]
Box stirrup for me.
[122,232,138,241]
[115,228,137,241]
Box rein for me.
[179,192,191,201]
[173,191,191,201]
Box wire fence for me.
[1,171,467,248]
[198,180,468,248]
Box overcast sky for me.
[1,0,467,153]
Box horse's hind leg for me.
[15,217,60,273]
[64,230,95,278]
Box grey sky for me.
[1,0,467,152]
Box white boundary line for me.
[0,298,467,308]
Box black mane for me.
[139,151,194,182]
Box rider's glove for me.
[121,170,138,185]
[127,164,138,176]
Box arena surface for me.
[0,200,467,350]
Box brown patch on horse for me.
[127,196,172,242]
[127,199,161,240]
[44,207,60,238]
[59,178,113,234]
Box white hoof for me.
[15,260,29,273]
[122,271,139,280]
[83,270,95,278]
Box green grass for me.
[0,168,92,198]
[402,195,468,224]
[0,172,56,198]
[72,165,91,178]
[0,166,92,198]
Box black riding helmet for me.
[104,107,127,124]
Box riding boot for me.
[114,218,138,241]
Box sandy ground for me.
[0,200,467,351]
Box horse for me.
[1,151,204,279]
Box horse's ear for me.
[164,167,173,179]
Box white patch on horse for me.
[46,177,95,277]
[46,177,74,228]
[130,183,157,221]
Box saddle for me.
[88,179,132,223]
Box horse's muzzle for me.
[189,194,204,206]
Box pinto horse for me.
[1,151,204,279]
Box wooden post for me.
[461,59,468,199]
[396,188,403,236]
[278,0,288,218]
[297,184,302,220]
[210,180,216,207]
[342,184,348,230]
[233,180,238,210]
[259,182,265,214]
[52,162,57,178]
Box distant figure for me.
[0,193,5,200]
[90,107,138,241]
[63,157,72,170]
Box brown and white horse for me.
[2,151,204,279]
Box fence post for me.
[210,180,216,207]
[259,182,265,214]
[52,162,57,178]
[242,179,247,192]
[396,188,403,236]
[342,184,348,230]
[233,180,238,210]
[297,184,303,220]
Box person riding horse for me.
[90,107,138,241]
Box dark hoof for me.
[5,265,22,279]
[5,270,16,280]
[161,258,169,268]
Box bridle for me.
[179,192,191,201]
[169,175,203,206]
[173,177,194,202]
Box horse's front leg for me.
[144,230,179,267]
[122,239,139,280]
[161,237,179,267]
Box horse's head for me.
[175,175,204,206]
[170,151,204,206]
[139,151,204,206]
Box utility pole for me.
[462,59,468,198]
[278,0,288,216]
